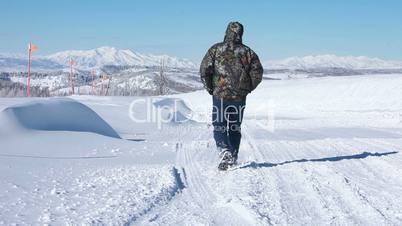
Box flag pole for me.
[70,58,75,95]
[91,70,95,95]
[27,43,32,97]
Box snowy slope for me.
[1,74,402,225]
[264,55,402,69]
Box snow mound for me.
[153,98,194,123]
[1,98,120,138]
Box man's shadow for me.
[238,151,398,169]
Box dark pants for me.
[212,96,246,159]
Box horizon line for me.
[1,46,402,63]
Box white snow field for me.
[1,74,402,225]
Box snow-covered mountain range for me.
[0,46,196,72]
[2,47,402,97]
[45,46,196,69]
[264,55,402,70]
[0,47,203,97]
[1,47,402,72]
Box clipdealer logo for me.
[128,97,276,131]
[128,98,194,129]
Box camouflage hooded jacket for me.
[200,22,263,100]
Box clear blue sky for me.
[1,0,401,62]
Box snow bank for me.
[1,98,120,138]
[153,98,194,123]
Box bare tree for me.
[0,80,49,97]
[105,76,112,96]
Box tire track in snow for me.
[264,139,359,225]
[132,128,210,225]
[317,139,402,224]
[351,138,402,174]
[243,120,359,225]
[243,122,335,224]
[241,123,289,225]
[180,138,215,209]
[292,127,402,224]
[295,140,391,224]
[137,126,262,225]
[175,130,262,225]
[251,120,397,225]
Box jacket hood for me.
[224,21,243,44]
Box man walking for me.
[200,21,263,170]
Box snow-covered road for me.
[135,119,402,225]
[1,74,402,225]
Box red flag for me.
[69,58,75,66]
[27,42,38,97]
[28,43,39,52]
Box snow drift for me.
[1,98,120,138]
[153,98,194,123]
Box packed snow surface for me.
[1,74,402,225]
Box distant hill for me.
[264,55,402,70]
